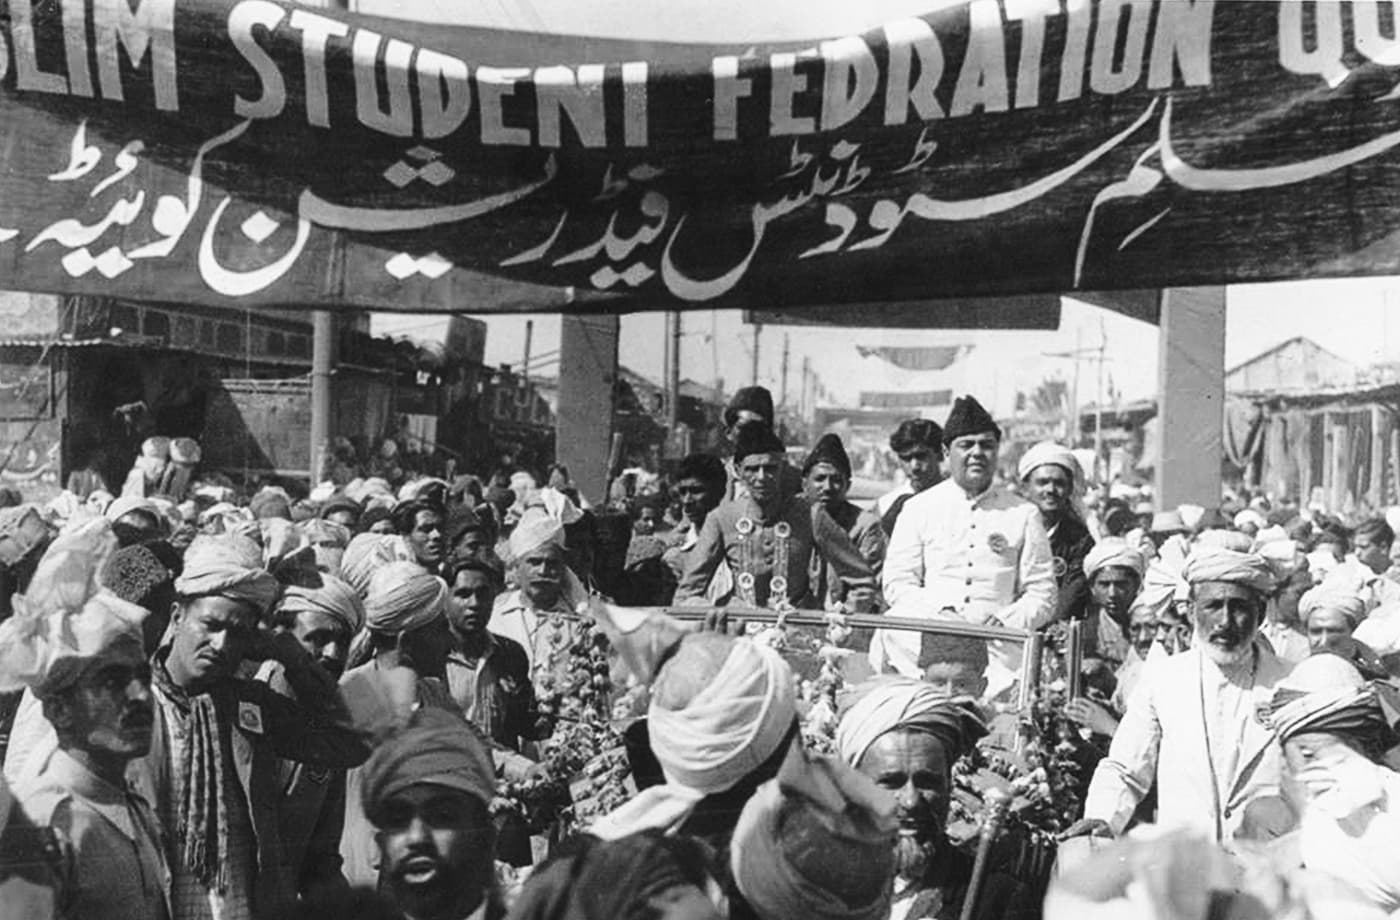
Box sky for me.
[372,275,1400,419]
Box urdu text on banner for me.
[0,0,1398,312]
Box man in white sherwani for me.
[876,395,1056,698]
[1066,546,1293,848]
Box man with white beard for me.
[1263,654,1400,914]
[1066,546,1294,847]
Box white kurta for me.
[1083,643,1292,844]
[1299,763,1400,913]
[875,478,1056,694]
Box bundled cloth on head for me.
[1234,509,1266,532]
[1194,528,1255,552]
[731,745,898,920]
[1255,538,1305,586]
[1082,538,1146,581]
[296,517,352,576]
[1260,653,1400,750]
[248,487,292,521]
[1180,545,1276,595]
[280,573,366,637]
[834,677,988,768]
[526,486,585,526]
[1018,441,1083,492]
[1299,586,1368,628]
[397,476,449,503]
[590,635,798,839]
[105,495,162,528]
[174,535,279,614]
[512,831,717,920]
[0,518,148,698]
[508,508,567,564]
[361,708,496,817]
[363,561,447,635]
[340,533,416,597]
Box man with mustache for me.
[147,535,368,920]
[362,709,503,920]
[675,423,873,609]
[1,523,169,920]
[803,433,886,611]
[1068,546,1293,847]
[488,510,589,693]
[878,395,1056,695]
[836,677,1023,920]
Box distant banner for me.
[2,1,1400,312]
[856,345,972,371]
[859,390,952,409]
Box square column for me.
[1155,287,1226,508]
[557,314,619,503]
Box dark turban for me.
[361,709,496,817]
[511,832,714,920]
[725,386,775,428]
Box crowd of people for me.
[1,384,1400,920]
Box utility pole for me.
[310,311,333,484]
[751,323,762,387]
[667,311,681,431]
[522,319,534,384]
[309,0,350,485]
[779,334,790,408]
[802,357,812,424]
[1094,316,1107,483]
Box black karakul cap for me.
[724,386,775,428]
[733,423,786,463]
[942,395,1000,443]
[802,433,852,478]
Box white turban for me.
[175,535,279,614]
[1195,529,1254,553]
[530,487,585,526]
[835,677,988,768]
[1298,587,1367,628]
[590,636,797,839]
[279,574,366,636]
[1083,538,1147,581]
[1181,546,1276,596]
[363,561,447,634]
[0,519,149,697]
[341,533,416,597]
[508,509,566,563]
[1017,441,1082,487]
[1234,509,1266,531]
[105,495,160,526]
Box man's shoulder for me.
[981,483,1034,512]
[492,590,526,616]
[1256,643,1295,686]
[901,479,956,514]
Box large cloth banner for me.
[0,0,1398,312]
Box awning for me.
[0,1,1396,313]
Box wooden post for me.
[1372,405,1385,510]
[1155,288,1225,508]
[558,315,619,504]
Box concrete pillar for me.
[557,314,619,504]
[1155,287,1226,508]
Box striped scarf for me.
[151,659,231,894]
